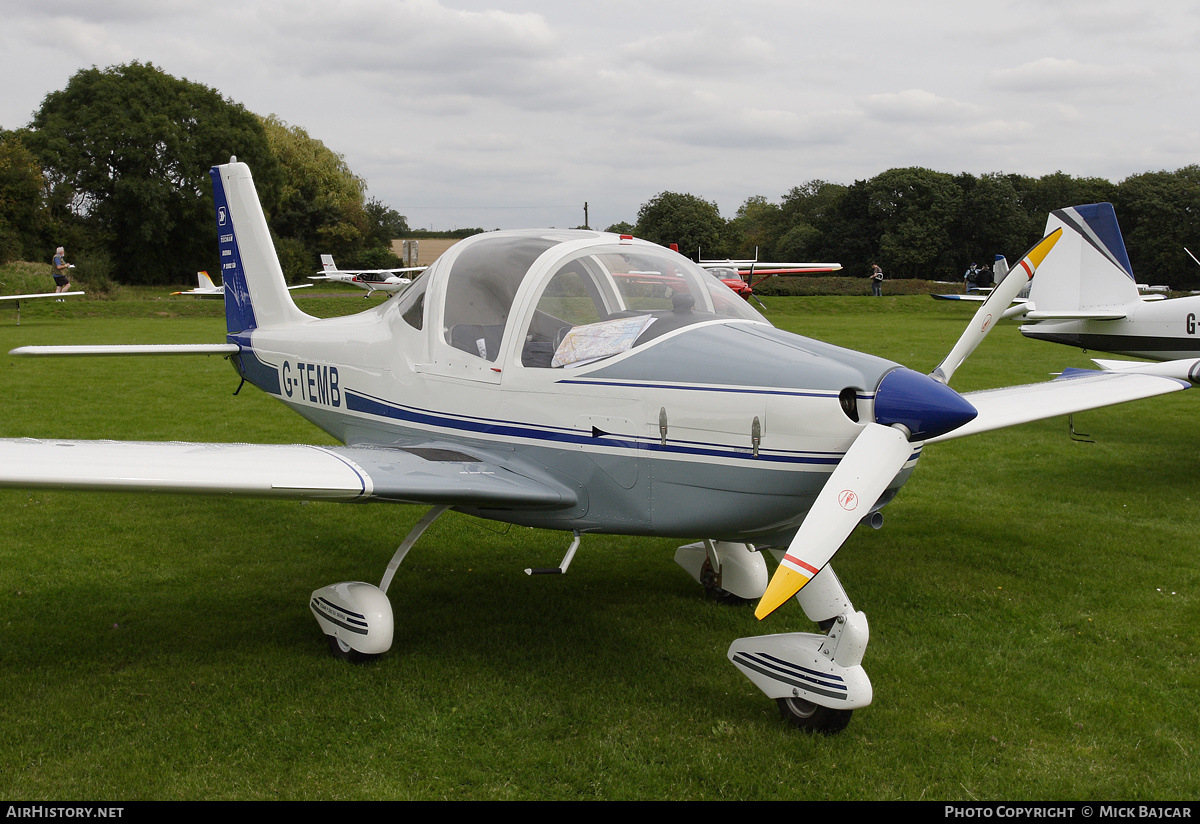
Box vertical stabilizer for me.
[1027,203,1139,312]
[321,254,337,273]
[210,161,310,335]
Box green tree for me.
[605,221,636,235]
[364,197,410,249]
[25,62,278,284]
[1115,166,1200,289]
[867,168,962,278]
[257,114,369,278]
[0,132,48,263]
[635,191,729,259]
[951,172,1034,272]
[775,180,850,263]
[728,195,783,260]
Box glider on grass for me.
[2,161,1194,734]
[172,269,311,299]
[309,254,425,297]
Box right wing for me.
[0,439,577,510]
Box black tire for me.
[325,634,380,664]
[699,558,752,605]
[776,697,853,734]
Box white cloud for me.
[859,89,980,124]
[989,57,1153,92]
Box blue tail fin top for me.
[211,165,257,334]
[1052,202,1134,281]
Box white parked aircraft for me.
[309,254,425,297]
[0,161,1192,734]
[173,270,312,298]
[1017,203,1200,361]
[936,204,1200,362]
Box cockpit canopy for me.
[397,230,767,369]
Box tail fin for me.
[321,254,337,273]
[210,161,309,336]
[197,271,216,290]
[1026,203,1139,311]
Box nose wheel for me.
[777,696,853,734]
[325,634,381,663]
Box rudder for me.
[1027,203,1139,312]
[210,160,309,336]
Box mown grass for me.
[0,293,1196,799]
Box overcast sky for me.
[2,0,1197,232]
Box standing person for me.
[963,262,978,293]
[870,263,883,297]
[51,246,73,300]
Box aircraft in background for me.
[172,270,311,299]
[1016,203,1200,361]
[0,289,84,324]
[697,253,842,306]
[309,254,425,297]
[935,204,1200,362]
[1,161,1192,734]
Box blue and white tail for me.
[210,161,309,336]
[1026,203,1139,312]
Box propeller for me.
[755,421,912,618]
[755,367,978,619]
[755,230,1066,621]
[930,229,1062,385]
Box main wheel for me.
[699,558,751,605]
[776,697,853,734]
[325,634,380,664]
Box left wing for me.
[0,439,577,509]
[927,368,1189,443]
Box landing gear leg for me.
[310,505,450,660]
[675,540,769,603]
[728,561,870,733]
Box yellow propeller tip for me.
[1025,227,1063,270]
[754,565,812,620]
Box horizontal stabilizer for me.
[1023,310,1126,321]
[1093,357,1200,383]
[10,344,241,357]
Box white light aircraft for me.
[309,254,425,297]
[935,204,1200,363]
[1017,203,1200,361]
[173,270,311,298]
[0,161,1192,734]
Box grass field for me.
[0,291,1197,800]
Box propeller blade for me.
[755,422,913,619]
[931,228,1063,385]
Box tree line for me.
[3,62,1198,289]
[624,166,1200,290]
[0,62,408,285]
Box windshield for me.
[522,243,764,368]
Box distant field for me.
[0,294,1196,800]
